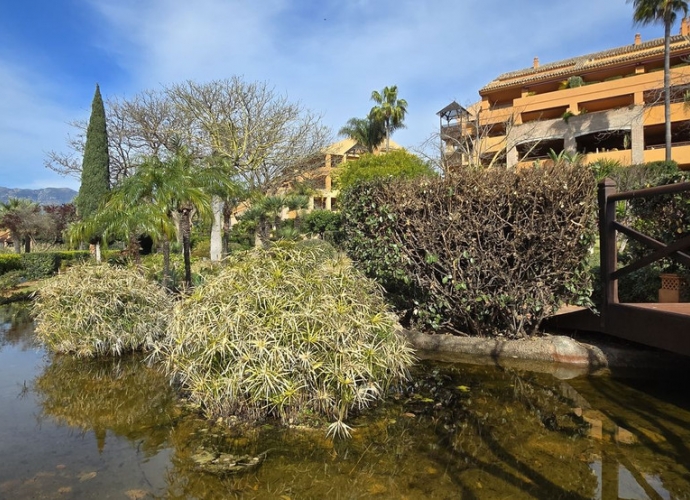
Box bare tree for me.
[168,78,330,260]
[46,78,330,261]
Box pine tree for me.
[76,84,110,221]
[76,84,110,261]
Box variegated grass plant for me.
[153,241,415,438]
[34,264,174,357]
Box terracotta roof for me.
[323,137,402,155]
[480,34,690,94]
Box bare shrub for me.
[341,164,597,338]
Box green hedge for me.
[1,251,90,280]
[0,254,22,275]
[21,253,61,280]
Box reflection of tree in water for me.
[156,361,600,500]
[34,354,179,455]
[0,303,36,350]
[408,362,597,500]
[568,374,690,499]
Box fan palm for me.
[629,0,689,161]
[369,85,408,152]
[338,117,386,153]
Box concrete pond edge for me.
[396,326,689,379]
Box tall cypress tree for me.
[76,84,110,220]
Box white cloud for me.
[0,60,83,190]
[1,0,674,188]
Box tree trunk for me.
[664,20,672,162]
[95,241,102,263]
[12,234,20,254]
[162,237,171,290]
[180,208,193,289]
[210,195,223,262]
[23,236,30,253]
[385,118,390,153]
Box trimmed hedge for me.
[341,163,597,338]
[1,251,90,281]
[0,254,22,275]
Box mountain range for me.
[0,187,77,205]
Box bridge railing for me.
[598,178,690,321]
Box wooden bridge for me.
[546,178,690,357]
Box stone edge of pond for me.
[396,326,689,378]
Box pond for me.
[1,303,689,499]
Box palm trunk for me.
[180,208,192,289]
[664,20,672,162]
[162,237,171,290]
[385,119,390,153]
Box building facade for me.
[440,20,690,170]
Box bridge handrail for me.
[608,180,690,202]
[598,177,690,321]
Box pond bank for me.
[398,326,690,378]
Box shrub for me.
[154,242,414,437]
[624,166,689,275]
[302,210,342,238]
[0,270,23,292]
[339,179,422,311]
[21,253,61,280]
[191,238,211,258]
[342,163,598,337]
[334,150,436,191]
[34,264,174,357]
[0,254,22,275]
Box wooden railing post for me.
[598,178,619,331]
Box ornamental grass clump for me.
[155,242,414,438]
[34,264,174,357]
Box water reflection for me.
[1,305,689,499]
[34,354,178,455]
[0,303,36,350]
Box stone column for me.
[630,106,645,165]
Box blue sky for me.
[0,0,675,190]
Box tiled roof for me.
[323,137,402,155]
[480,34,690,94]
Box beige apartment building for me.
[439,20,690,170]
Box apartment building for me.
[439,20,690,170]
[298,137,402,211]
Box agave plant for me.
[153,241,415,437]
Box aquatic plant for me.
[33,264,174,357]
[154,241,414,437]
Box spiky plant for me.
[34,264,174,357]
[153,241,414,437]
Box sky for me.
[0,0,676,191]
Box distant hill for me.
[0,187,77,205]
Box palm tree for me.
[369,85,408,153]
[629,0,689,161]
[71,150,237,289]
[338,117,386,153]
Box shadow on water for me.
[2,303,690,499]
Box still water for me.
[1,303,689,499]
